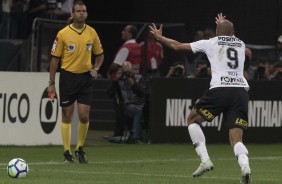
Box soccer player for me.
[47,1,104,163]
[149,13,251,184]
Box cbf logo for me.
[86,43,92,51]
[39,88,59,134]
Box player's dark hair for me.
[127,25,138,38]
[72,1,85,13]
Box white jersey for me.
[191,36,249,89]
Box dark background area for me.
[4,0,282,74]
[149,78,282,143]
[84,0,282,45]
[76,0,282,76]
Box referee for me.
[47,1,104,163]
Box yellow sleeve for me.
[92,30,103,55]
[51,31,64,57]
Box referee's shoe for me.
[75,146,88,164]
[63,150,75,163]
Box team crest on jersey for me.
[86,43,92,51]
[68,44,75,52]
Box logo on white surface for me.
[0,93,30,123]
[40,98,58,122]
[39,88,59,134]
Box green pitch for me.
[0,133,281,184]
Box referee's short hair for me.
[72,1,86,13]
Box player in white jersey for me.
[191,36,249,89]
[149,13,251,184]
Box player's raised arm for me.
[149,23,192,52]
[215,13,226,25]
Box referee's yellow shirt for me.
[51,24,103,73]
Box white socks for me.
[234,142,250,170]
[188,123,250,170]
[188,123,210,163]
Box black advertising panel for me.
[149,78,282,143]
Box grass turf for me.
[0,132,281,184]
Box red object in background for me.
[50,92,55,102]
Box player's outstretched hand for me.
[215,13,226,24]
[149,23,163,40]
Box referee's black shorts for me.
[195,87,249,129]
[59,69,93,107]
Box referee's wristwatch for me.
[49,80,55,86]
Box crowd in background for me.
[1,1,282,81]
[249,35,282,81]
[0,0,73,39]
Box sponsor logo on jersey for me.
[68,44,75,52]
[235,118,248,128]
[218,36,242,47]
[218,41,242,47]
[218,36,242,42]
[51,37,58,53]
[220,76,247,86]
[198,108,215,121]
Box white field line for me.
[24,169,282,182]
[0,156,282,166]
[0,167,280,182]
[0,157,281,182]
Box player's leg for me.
[74,103,90,163]
[188,88,222,177]
[61,105,75,163]
[229,128,251,184]
[187,108,214,177]
[59,70,80,163]
[74,73,93,163]
[227,88,251,183]
[76,103,90,148]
